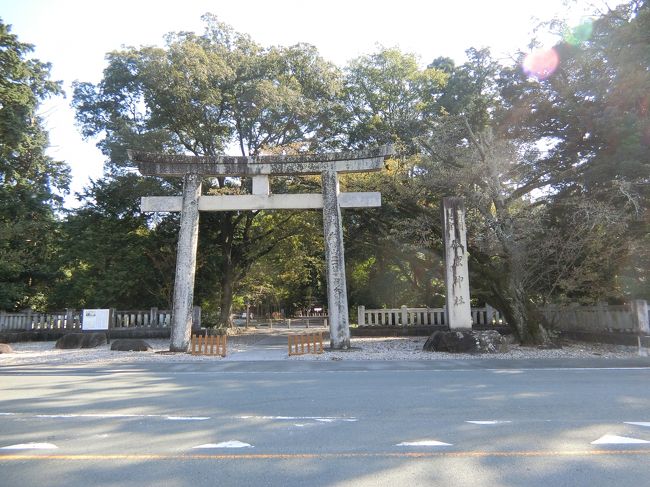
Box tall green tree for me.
[343,160,446,310]
[0,20,69,310]
[339,48,449,310]
[417,1,650,342]
[500,1,649,196]
[420,116,631,343]
[342,47,447,153]
[497,0,649,301]
[50,175,178,309]
[72,15,342,324]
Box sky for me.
[1,0,601,206]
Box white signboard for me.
[82,309,111,330]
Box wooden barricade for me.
[288,332,324,356]
[191,334,227,357]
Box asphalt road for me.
[2,359,650,486]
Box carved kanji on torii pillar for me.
[129,146,394,351]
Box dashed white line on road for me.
[6,413,212,421]
[165,416,210,421]
[238,415,357,422]
[1,443,58,450]
[193,441,253,449]
[465,420,512,425]
[396,440,452,447]
[624,422,650,427]
[35,414,140,419]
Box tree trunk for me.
[496,277,550,346]
[218,262,234,328]
[215,212,236,328]
[491,214,551,346]
[218,231,235,328]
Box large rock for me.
[110,339,153,352]
[0,343,13,354]
[423,330,508,354]
[81,333,108,348]
[55,332,107,349]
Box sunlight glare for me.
[523,48,560,80]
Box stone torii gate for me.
[129,146,394,351]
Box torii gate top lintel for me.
[127,145,394,177]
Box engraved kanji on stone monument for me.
[442,197,472,330]
[129,146,393,351]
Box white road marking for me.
[165,416,210,421]
[239,415,356,422]
[7,367,648,377]
[625,422,650,428]
[193,441,253,449]
[465,420,512,425]
[591,435,650,445]
[1,443,58,450]
[396,440,452,447]
[35,414,140,419]
[15,413,212,421]
[4,412,361,423]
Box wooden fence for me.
[191,334,227,357]
[0,307,198,331]
[288,332,324,356]
[357,305,505,327]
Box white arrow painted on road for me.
[193,441,253,449]
[1,443,58,450]
[396,440,452,447]
[591,435,650,445]
[624,422,650,428]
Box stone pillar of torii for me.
[129,146,395,351]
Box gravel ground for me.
[290,337,645,361]
[0,336,645,366]
[0,339,218,366]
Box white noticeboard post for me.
[82,309,111,331]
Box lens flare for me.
[523,48,560,81]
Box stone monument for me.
[441,197,472,329]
